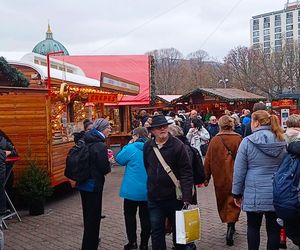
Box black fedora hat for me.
[148,115,173,129]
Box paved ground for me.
[3,166,298,250]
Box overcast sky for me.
[0,0,288,61]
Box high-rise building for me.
[250,0,300,53]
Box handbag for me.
[176,207,201,244]
[200,143,208,156]
[153,147,182,200]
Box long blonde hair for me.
[252,110,284,141]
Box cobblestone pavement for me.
[3,166,298,250]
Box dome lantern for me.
[32,24,69,56]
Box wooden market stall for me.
[172,88,267,118]
[0,56,140,187]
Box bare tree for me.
[146,48,184,94]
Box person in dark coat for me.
[0,130,17,216]
[182,110,198,135]
[207,116,219,138]
[143,115,193,250]
[77,118,112,250]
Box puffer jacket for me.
[232,126,286,212]
[116,138,148,201]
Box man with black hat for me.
[143,115,194,250]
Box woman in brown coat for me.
[204,115,242,246]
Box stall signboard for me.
[100,72,140,96]
[88,93,118,103]
[272,99,294,108]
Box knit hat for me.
[83,119,93,131]
[93,118,110,132]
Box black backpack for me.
[65,139,93,182]
[188,145,205,185]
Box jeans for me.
[124,199,151,246]
[148,199,186,250]
[246,211,280,250]
[80,190,103,250]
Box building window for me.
[275,27,281,33]
[275,33,282,39]
[287,12,293,19]
[286,18,293,24]
[264,41,270,48]
[287,37,294,43]
[264,17,270,23]
[286,31,293,37]
[264,35,270,41]
[264,22,270,29]
[275,40,282,46]
[253,24,259,30]
[253,37,259,43]
[275,20,281,26]
[286,24,293,31]
[264,47,270,53]
[263,29,270,35]
[253,31,259,37]
[253,43,260,49]
[275,46,282,52]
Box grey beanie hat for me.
[93,118,110,132]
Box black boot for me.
[124,242,137,250]
[226,223,235,246]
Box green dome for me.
[32,25,69,56]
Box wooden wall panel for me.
[0,93,50,184]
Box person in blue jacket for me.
[232,110,286,250]
[116,127,151,250]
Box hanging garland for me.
[150,55,156,105]
[0,56,29,87]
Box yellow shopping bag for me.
[176,208,201,244]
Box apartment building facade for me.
[250,1,300,53]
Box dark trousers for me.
[246,211,280,250]
[148,199,186,250]
[0,162,5,214]
[80,190,103,250]
[124,199,151,246]
[285,219,300,247]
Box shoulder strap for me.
[218,135,235,159]
[152,147,180,188]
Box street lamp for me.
[47,51,64,96]
[218,78,229,88]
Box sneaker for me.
[124,242,137,250]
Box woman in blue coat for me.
[232,110,286,250]
[116,127,150,250]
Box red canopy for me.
[60,55,150,105]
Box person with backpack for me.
[76,118,112,250]
[115,127,151,250]
[274,114,300,247]
[204,115,242,246]
[232,110,286,250]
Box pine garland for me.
[0,56,29,87]
[150,55,156,105]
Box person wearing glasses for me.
[77,118,112,250]
[143,115,194,250]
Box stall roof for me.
[59,55,151,105]
[157,95,181,103]
[172,88,267,103]
[275,93,300,100]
